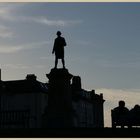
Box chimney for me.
[91,89,95,94]
[100,93,103,99]
[72,76,82,91]
[90,89,96,99]
[26,74,37,81]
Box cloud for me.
[0,4,18,21]
[6,14,82,27]
[40,56,53,60]
[0,3,26,21]
[4,63,46,70]
[4,64,30,69]
[0,41,50,54]
[0,4,83,27]
[76,40,91,46]
[94,58,140,69]
[20,16,83,27]
[21,41,51,49]
[0,25,14,38]
[37,17,82,27]
[33,65,46,69]
[0,6,13,21]
[32,17,67,26]
[96,88,140,127]
[0,46,23,53]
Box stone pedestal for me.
[46,68,73,128]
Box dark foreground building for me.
[0,68,105,128]
[0,74,48,128]
[71,76,105,127]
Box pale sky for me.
[0,3,140,127]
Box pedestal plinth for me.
[46,68,73,128]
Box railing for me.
[0,110,30,128]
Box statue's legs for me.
[62,58,65,68]
[55,57,65,68]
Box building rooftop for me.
[0,74,48,94]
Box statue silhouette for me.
[52,31,67,69]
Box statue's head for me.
[56,31,61,36]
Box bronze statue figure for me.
[52,31,67,69]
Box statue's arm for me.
[63,38,67,46]
[52,40,56,54]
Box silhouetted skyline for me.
[0,3,140,127]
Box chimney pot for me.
[26,74,37,81]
